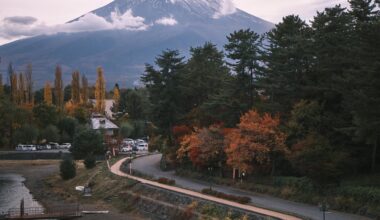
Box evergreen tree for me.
[95,67,106,113]
[225,29,262,109]
[141,50,185,141]
[54,65,64,110]
[349,0,378,22]
[260,15,313,114]
[182,42,231,126]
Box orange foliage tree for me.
[177,125,225,169]
[44,81,52,105]
[225,110,287,176]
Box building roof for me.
[91,117,119,130]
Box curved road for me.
[130,154,372,220]
[110,157,301,220]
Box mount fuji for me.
[0,0,273,87]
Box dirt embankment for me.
[0,160,144,220]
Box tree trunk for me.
[271,158,276,176]
[250,68,254,108]
[372,138,378,173]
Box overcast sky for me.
[0,0,349,45]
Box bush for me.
[60,158,76,180]
[201,188,251,204]
[71,127,104,159]
[338,186,380,204]
[84,155,96,169]
[156,177,176,185]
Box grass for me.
[45,160,139,211]
[0,160,60,167]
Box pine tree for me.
[25,64,33,106]
[225,29,262,109]
[260,15,313,114]
[112,84,120,113]
[44,81,52,105]
[141,50,185,140]
[54,65,64,110]
[81,75,88,104]
[71,71,81,105]
[349,0,378,22]
[95,67,106,113]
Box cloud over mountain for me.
[0,9,149,39]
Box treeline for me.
[141,0,380,185]
[0,64,107,148]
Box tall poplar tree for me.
[95,67,106,113]
[18,73,25,105]
[71,71,81,105]
[112,83,120,113]
[25,64,33,105]
[10,73,18,104]
[44,81,52,105]
[0,74,3,95]
[81,75,88,104]
[54,65,64,110]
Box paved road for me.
[110,157,301,220]
[131,154,372,220]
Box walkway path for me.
[129,154,372,220]
[110,157,301,220]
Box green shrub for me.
[201,188,251,204]
[60,158,76,180]
[338,186,380,203]
[273,176,314,192]
[84,155,96,169]
[156,177,176,185]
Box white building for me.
[91,114,118,136]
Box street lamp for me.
[208,167,213,190]
[319,202,329,220]
[241,171,246,183]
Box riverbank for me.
[0,160,144,220]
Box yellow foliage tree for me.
[44,81,52,105]
[95,67,106,113]
[18,73,25,105]
[0,73,3,95]
[10,73,18,104]
[71,71,81,105]
[54,65,64,110]
[112,84,120,112]
[81,75,89,104]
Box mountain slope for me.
[0,0,273,87]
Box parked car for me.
[60,143,71,149]
[137,142,148,151]
[16,144,36,151]
[120,145,132,152]
[49,142,59,149]
[123,138,135,146]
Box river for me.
[0,173,43,215]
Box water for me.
[0,173,43,215]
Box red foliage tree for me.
[225,110,287,176]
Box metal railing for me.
[7,204,81,218]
